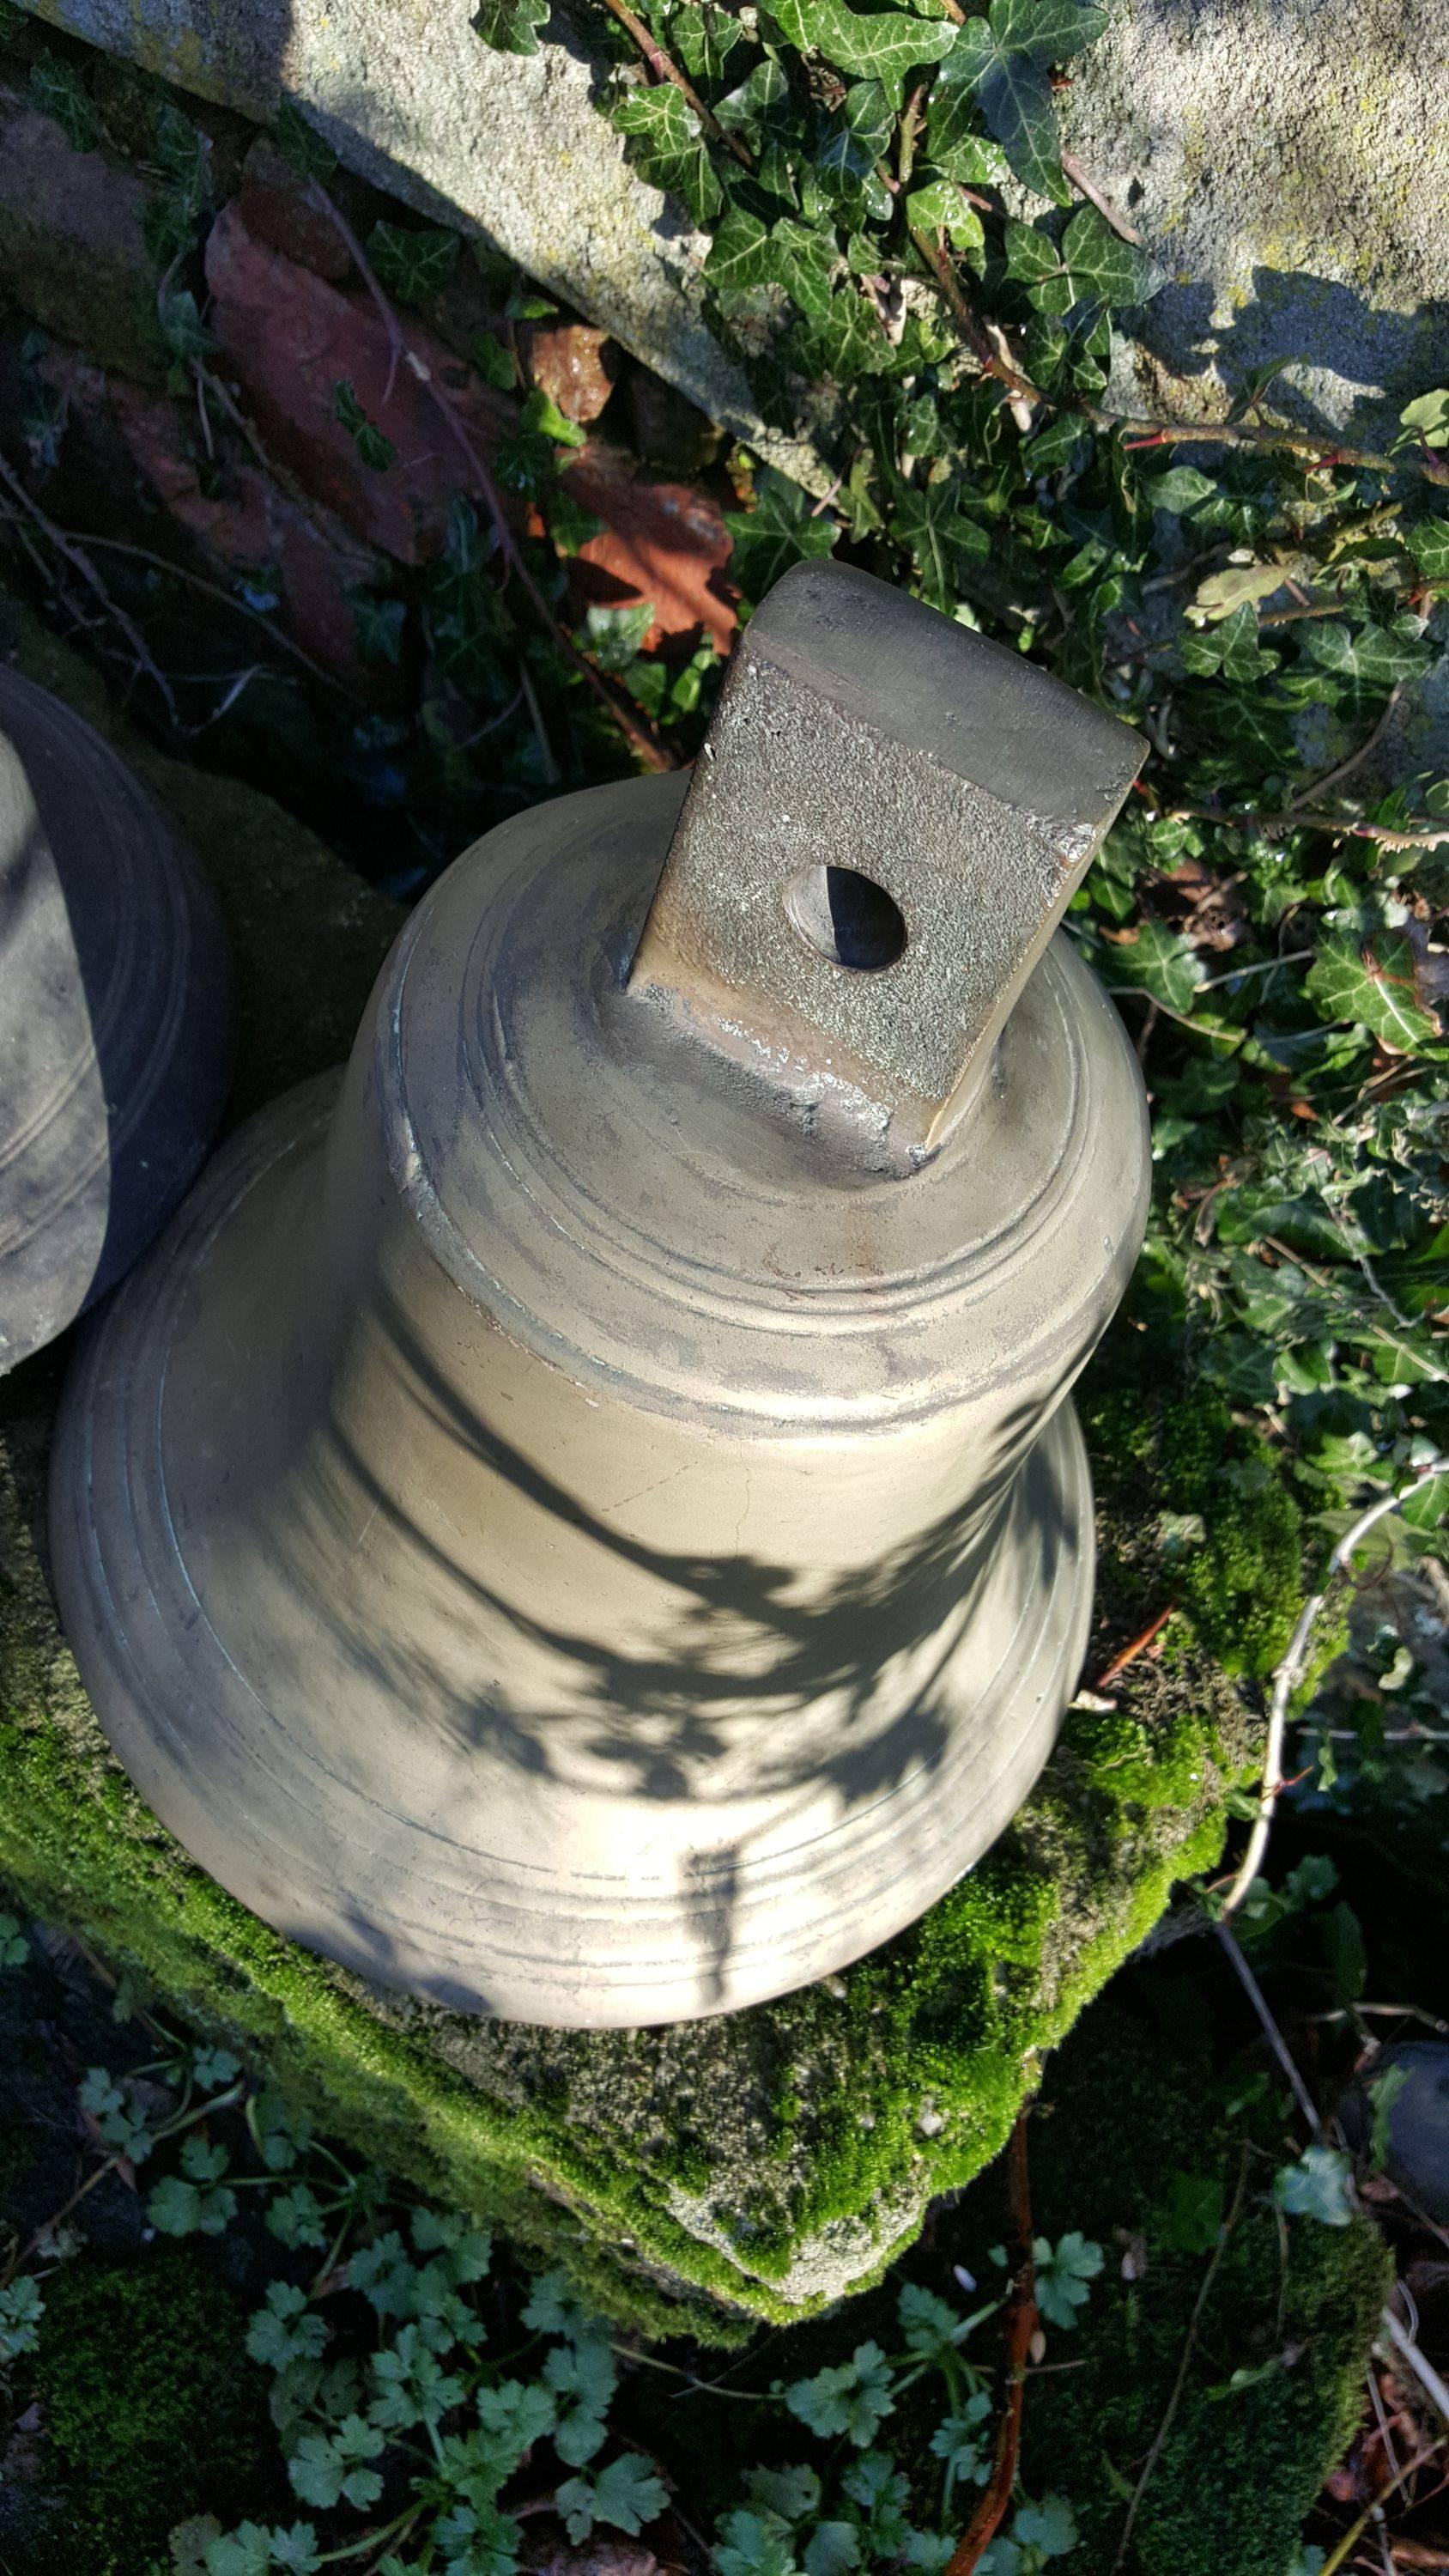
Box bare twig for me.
[1111,2146,1252,2571]
[1279,682,1408,818]
[1061,149,1143,245]
[1093,1603,1176,1691]
[1319,2452,1439,2576]
[58,532,355,694]
[303,184,675,774]
[0,448,182,730]
[1154,801,1449,852]
[1219,1455,1449,1918]
[1382,2309,1449,2429]
[946,2112,1036,2574]
[599,0,755,167]
[1216,1917,1324,2131]
[910,228,1040,407]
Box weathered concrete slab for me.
[15,0,826,491]
[1059,0,1449,439]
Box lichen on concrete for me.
[1058,0,1449,439]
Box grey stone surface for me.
[1058,0,1449,439]
[15,0,828,491]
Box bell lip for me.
[0,671,235,1374]
[48,1059,1095,2030]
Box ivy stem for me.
[599,0,755,167]
[944,2111,1035,2574]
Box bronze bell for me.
[51,565,1149,2029]
[1,671,233,1373]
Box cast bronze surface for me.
[51,565,1149,2028]
[0,669,233,1373]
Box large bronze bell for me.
[51,565,1149,2028]
[1,671,233,1373]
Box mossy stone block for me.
[0,605,1267,2335]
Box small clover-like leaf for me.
[716,2508,801,2576]
[785,2342,895,2447]
[555,2452,669,2544]
[0,1912,30,1968]
[1011,2493,1078,2558]
[0,2275,44,2361]
[246,2282,328,2372]
[1033,2230,1105,2330]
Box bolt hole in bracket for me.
[786,865,907,974]
[627,562,1145,1162]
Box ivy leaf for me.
[610,86,723,223]
[1179,601,1279,683]
[273,100,337,179]
[520,385,588,448]
[333,381,397,472]
[792,284,896,379]
[944,9,1083,204]
[1405,517,1449,581]
[1149,465,1217,513]
[766,0,955,106]
[1398,387,1449,451]
[906,179,985,252]
[671,0,744,81]
[717,55,792,145]
[1273,2142,1355,2226]
[28,52,100,152]
[785,2342,895,2447]
[817,80,894,218]
[989,0,1106,64]
[345,588,407,666]
[1300,619,1434,688]
[891,480,990,609]
[1033,2230,1105,2329]
[706,207,783,292]
[472,0,551,53]
[725,466,840,605]
[555,2453,669,2543]
[585,601,657,671]
[1062,203,1157,307]
[1097,920,1206,1015]
[1191,561,1285,621]
[1307,933,1439,1054]
[367,221,459,307]
[925,58,1013,185]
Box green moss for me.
[0,1357,1257,2333]
[1081,1374,1322,1682]
[1015,1999,1392,2575]
[18,2246,276,2573]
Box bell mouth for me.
[50,1060,1095,2031]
